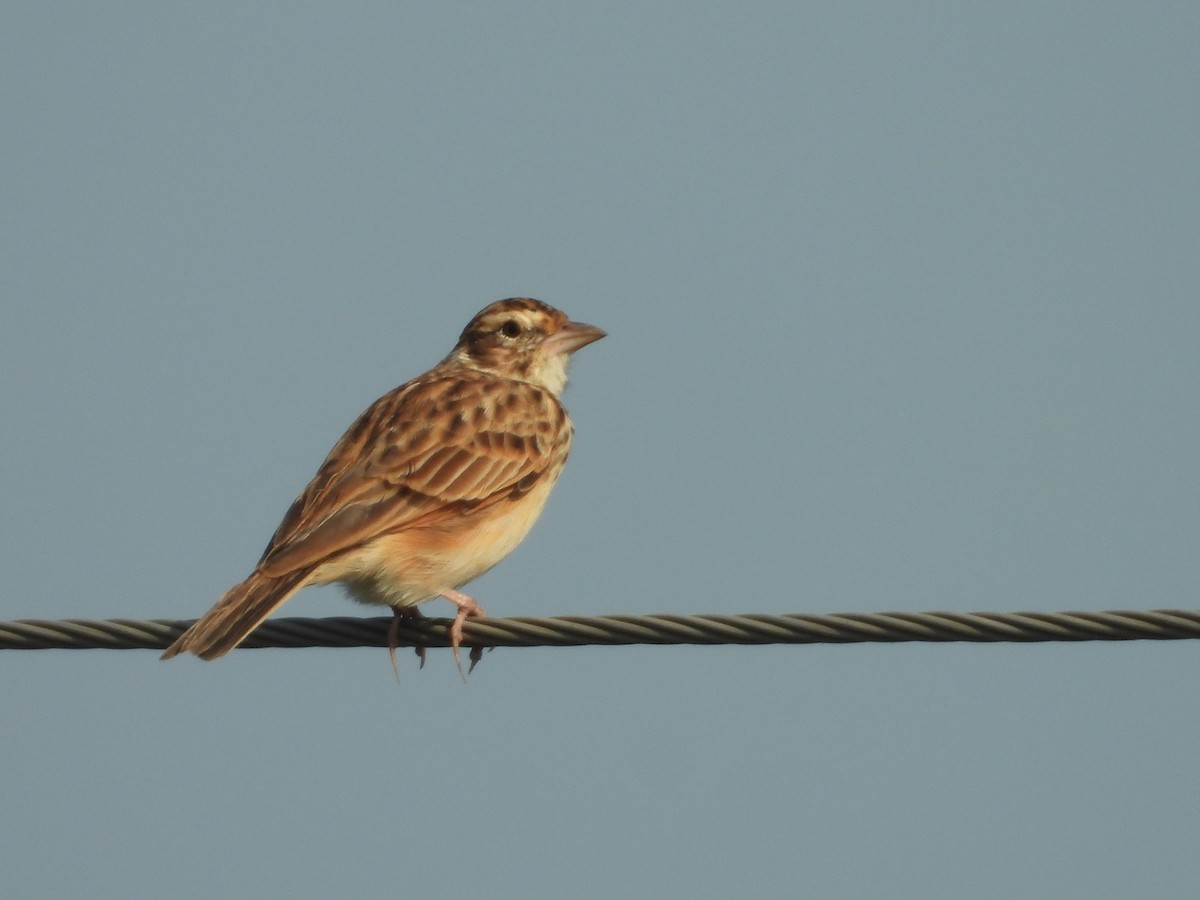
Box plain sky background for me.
[2,4,1197,898]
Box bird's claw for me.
[388,606,427,682]
[444,590,489,681]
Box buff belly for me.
[309,472,560,608]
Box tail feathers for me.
[161,570,308,661]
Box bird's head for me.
[449,298,605,396]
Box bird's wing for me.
[256,373,568,577]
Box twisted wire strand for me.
[1,608,1199,652]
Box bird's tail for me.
[161,570,308,661]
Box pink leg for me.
[442,589,487,678]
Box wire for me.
[2,608,1198,652]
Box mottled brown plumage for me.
[161,298,604,670]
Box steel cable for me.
[1,608,1199,652]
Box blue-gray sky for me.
[2,4,1198,898]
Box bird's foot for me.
[442,589,488,680]
[387,606,427,682]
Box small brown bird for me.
[161,298,604,673]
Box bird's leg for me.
[387,605,427,682]
[441,589,487,679]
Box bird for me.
[161,297,605,674]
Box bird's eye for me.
[499,320,521,338]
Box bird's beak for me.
[546,320,606,354]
